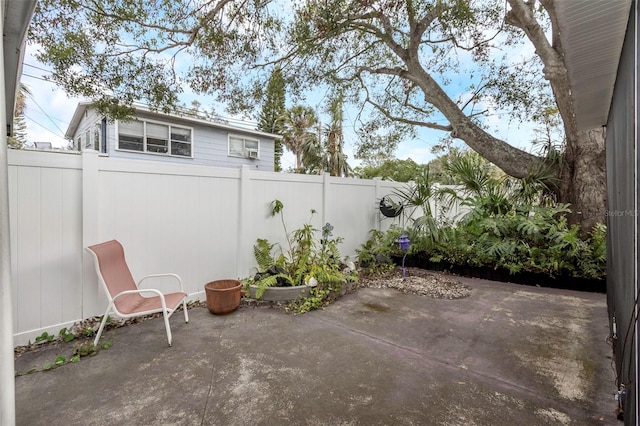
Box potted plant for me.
[246,200,357,304]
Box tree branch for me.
[368,96,453,131]
[354,72,452,132]
[505,0,576,136]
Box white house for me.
[65,102,280,171]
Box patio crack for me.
[200,316,227,426]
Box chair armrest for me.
[137,273,185,292]
[112,289,169,310]
[113,288,165,299]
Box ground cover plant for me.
[14,322,112,375]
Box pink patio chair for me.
[86,240,189,346]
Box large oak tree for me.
[30,0,605,230]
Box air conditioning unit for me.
[247,149,259,159]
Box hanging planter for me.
[379,196,403,218]
[204,279,242,315]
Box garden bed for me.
[394,255,606,293]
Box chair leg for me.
[162,310,173,346]
[93,305,112,347]
[182,299,189,323]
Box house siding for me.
[73,108,102,150]
[72,107,276,171]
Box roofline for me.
[64,102,283,140]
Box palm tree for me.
[281,106,318,173]
[323,93,351,177]
[303,94,352,176]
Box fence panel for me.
[8,150,83,344]
[8,150,460,345]
[92,157,242,301]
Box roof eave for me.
[555,0,632,131]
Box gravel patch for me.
[359,267,472,299]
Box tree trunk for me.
[558,127,607,232]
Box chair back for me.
[86,240,139,311]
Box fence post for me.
[236,165,251,279]
[373,177,382,230]
[81,150,102,317]
[322,172,330,227]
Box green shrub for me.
[247,200,356,300]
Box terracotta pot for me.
[204,279,242,315]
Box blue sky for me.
[20,38,540,170]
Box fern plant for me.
[246,200,356,302]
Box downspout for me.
[0,3,15,423]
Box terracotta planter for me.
[204,279,242,315]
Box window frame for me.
[116,118,194,158]
[228,134,260,159]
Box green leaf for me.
[271,199,284,216]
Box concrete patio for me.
[15,276,617,425]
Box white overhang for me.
[554,0,632,131]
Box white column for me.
[0,2,16,422]
[322,172,330,226]
[236,165,251,278]
[373,177,382,231]
[81,150,102,317]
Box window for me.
[84,130,91,150]
[146,122,168,153]
[118,120,144,152]
[171,127,191,156]
[117,119,192,157]
[228,135,259,159]
[92,125,101,152]
[77,126,103,152]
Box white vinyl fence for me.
[9,149,428,345]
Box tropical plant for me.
[322,93,351,177]
[281,106,318,173]
[392,166,458,246]
[300,94,352,177]
[248,200,356,299]
[356,227,404,271]
[359,153,607,282]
